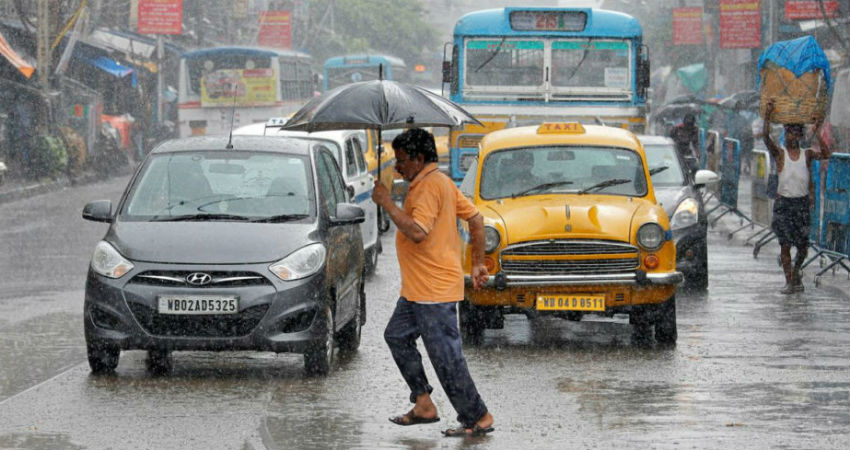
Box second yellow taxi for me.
[459,122,683,345]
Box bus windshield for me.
[326,66,381,90]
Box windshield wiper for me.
[151,213,253,222]
[564,40,590,82]
[511,180,574,198]
[252,214,309,223]
[649,166,670,176]
[475,36,507,73]
[578,178,631,195]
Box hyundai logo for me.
[186,272,212,286]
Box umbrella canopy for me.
[282,80,481,132]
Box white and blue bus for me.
[322,54,408,91]
[442,7,650,183]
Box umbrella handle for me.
[377,128,382,184]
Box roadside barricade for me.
[707,137,753,235]
[702,130,722,203]
[749,148,778,257]
[803,154,850,285]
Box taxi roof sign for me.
[537,122,585,134]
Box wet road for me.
[0,175,848,449]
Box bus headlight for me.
[484,226,501,253]
[637,223,665,251]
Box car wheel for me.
[458,300,484,345]
[147,349,173,374]
[688,242,709,290]
[87,341,120,374]
[364,245,379,276]
[338,283,363,352]
[304,305,335,375]
[378,207,391,233]
[629,309,653,346]
[654,296,678,346]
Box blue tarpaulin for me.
[757,35,831,89]
[77,55,137,87]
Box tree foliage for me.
[304,0,438,66]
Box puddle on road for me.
[0,432,84,450]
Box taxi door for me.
[342,134,378,252]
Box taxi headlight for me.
[671,198,699,230]
[484,226,500,253]
[90,241,134,279]
[637,223,665,251]
[269,243,326,281]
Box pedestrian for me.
[370,128,495,438]
[762,100,831,294]
[669,112,700,160]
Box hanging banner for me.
[257,10,292,49]
[200,68,278,107]
[720,0,761,49]
[673,7,704,46]
[785,1,839,20]
[138,0,183,35]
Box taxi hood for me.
[484,196,651,244]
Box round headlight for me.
[671,198,699,230]
[637,223,665,251]
[484,226,501,253]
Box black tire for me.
[378,207,391,233]
[458,300,484,345]
[87,341,120,374]
[338,283,363,352]
[364,245,379,276]
[304,305,335,375]
[654,296,678,345]
[147,349,173,374]
[689,242,709,291]
[629,309,653,346]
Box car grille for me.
[128,302,270,337]
[130,271,271,288]
[500,240,639,275]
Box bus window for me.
[465,40,543,87]
[551,40,630,90]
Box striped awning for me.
[0,30,34,79]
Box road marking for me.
[0,361,84,406]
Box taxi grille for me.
[500,240,639,275]
[128,303,269,337]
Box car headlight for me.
[637,223,665,251]
[484,226,501,253]
[670,198,699,230]
[90,241,134,279]
[269,243,326,281]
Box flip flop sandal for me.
[442,424,495,437]
[388,410,440,426]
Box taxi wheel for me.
[654,297,678,345]
[629,312,653,345]
[304,305,336,375]
[87,341,120,374]
[458,300,484,345]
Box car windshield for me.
[643,143,687,187]
[121,151,315,221]
[479,145,647,200]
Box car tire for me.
[338,283,363,352]
[688,242,709,291]
[378,207,391,234]
[87,341,120,374]
[304,305,335,375]
[147,349,173,374]
[364,245,379,276]
[629,310,653,345]
[654,296,678,346]
[458,300,484,345]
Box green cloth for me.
[677,63,707,94]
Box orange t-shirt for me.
[397,163,479,302]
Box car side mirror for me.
[442,60,452,84]
[331,203,365,226]
[693,169,720,187]
[82,200,113,223]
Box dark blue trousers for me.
[384,297,488,427]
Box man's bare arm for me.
[762,101,781,162]
[467,214,489,290]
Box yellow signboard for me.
[200,68,277,107]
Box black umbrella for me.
[280,79,481,179]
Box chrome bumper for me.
[465,271,684,288]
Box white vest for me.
[777,147,809,199]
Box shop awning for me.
[76,53,137,87]
[0,29,35,79]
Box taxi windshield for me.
[121,151,315,221]
[479,146,647,199]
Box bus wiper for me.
[152,213,253,222]
[252,214,309,223]
[649,166,669,176]
[511,180,574,198]
[578,178,631,195]
[475,36,507,73]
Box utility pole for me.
[37,0,50,91]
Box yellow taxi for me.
[458,122,683,345]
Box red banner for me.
[673,8,704,46]
[785,1,839,20]
[258,10,292,49]
[720,0,761,49]
[138,0,183,35]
